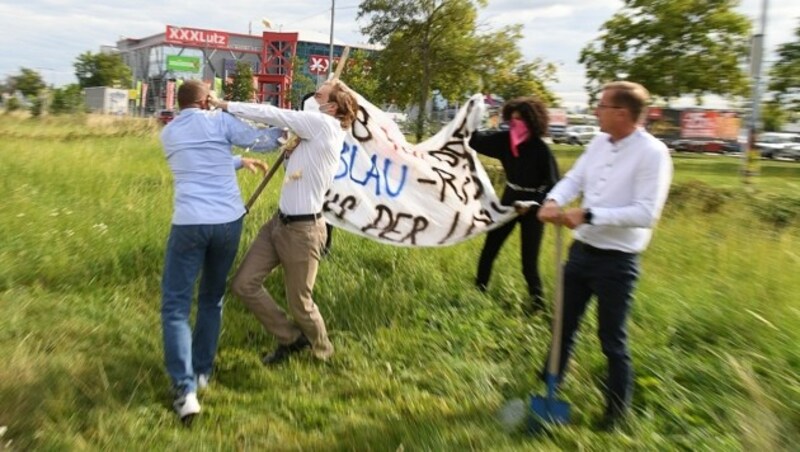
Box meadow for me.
[1,114,798,450]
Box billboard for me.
[166,55,201,73]
[646,108,740,142]
[548,108,568,127]
[680,110,741,140]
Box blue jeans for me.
[161,217,243,394]
[548,242,640,416]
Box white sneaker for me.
[197,374,209,391]
[173,391,200,423]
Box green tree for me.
[288,56,316,109]
[10,68,46,97]
[342,49,380,104]
[471,25,558,106]
[768,19,800,115]
[50,84,85,115]
[761,101,787,132]
[579,0,751,105]
[227,61,255,102]
[74,51,132,88]
[488,58,559,106]
[29,97,44,117]
[358,0,548,139]
[5,96,21,113]
[359,0,553,140]
[358,0,478,140]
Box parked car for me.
[755,132,799,159]
[548,125,566,143]
[156,109,175,125]
[721,140,741,154]
[774,143,800,161]
[688,139,725,154]
[558,125,600,145]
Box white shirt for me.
[228,102,345,215]
[546,128,673,253]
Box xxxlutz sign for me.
[166,25,229,48]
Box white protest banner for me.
[321,93,518,247]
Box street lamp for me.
[328,0,335,78]
[741,0,769,182]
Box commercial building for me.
[116,25,376,113]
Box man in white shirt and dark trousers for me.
[210,80,359,365]
[537,81,673,430]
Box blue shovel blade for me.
[529,394,570,432]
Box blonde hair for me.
[603,81,650,122]
[324,79,359,129]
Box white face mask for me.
[318,102,332,113]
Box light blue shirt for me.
[160,108,282,225]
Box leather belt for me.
[278,211,322,224]
[573,241,635,257]
[506,181,548,193]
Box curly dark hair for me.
[501,97,549,137]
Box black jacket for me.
[469,130,560,204]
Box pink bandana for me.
[508,118,530,158]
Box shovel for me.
[529,224,570,430]
[244,149,286,213]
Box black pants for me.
[549,242,640,417]
[475,205,545,301]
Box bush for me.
[667,180,735,214]
[29,97,43,117]
[49,85,84,115]
[5,96,20,113]
[749,195,800,227]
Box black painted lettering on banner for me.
[437,211,460,245]
[323,191,358,219]
[361,204,430,245]
[465,208,494,237]
[352,105,373,142]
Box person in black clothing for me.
[469,96,560,314]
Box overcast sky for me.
[0,0,797,108]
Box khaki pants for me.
[232,214,333,360]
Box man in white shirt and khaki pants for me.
[537,81,673,431]
[210,80,359,365]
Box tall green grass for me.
[1,116,798,450]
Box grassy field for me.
[1,115,798,450]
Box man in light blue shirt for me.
[160,80,281,424]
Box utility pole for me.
[328,0,335,79]
[742,0,769,183]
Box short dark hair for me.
[501,97,549,137]
[603,81,649,122]
[177,80,207,109]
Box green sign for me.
[167,55,201,73]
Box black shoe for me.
[523,296,546,316]
[261,335,311,366]
[593,412,628,432]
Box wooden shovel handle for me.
[547,225,565,375]
[244,150,285,213]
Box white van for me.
[755,132,800,159]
